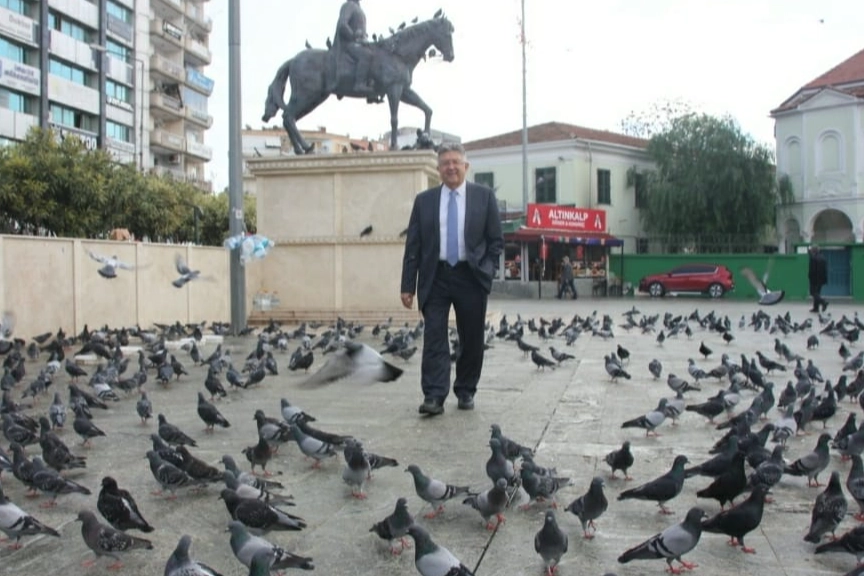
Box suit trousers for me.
[809,281,825,310]
[421,261,488,402]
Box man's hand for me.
[400,293,414,309]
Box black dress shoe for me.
[457,396,474,410]
[418,399,444,416]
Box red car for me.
[638,264,734,299]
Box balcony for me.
[188,177,213,193]
[152,165,185,180]
[150,18,184,50]
[152,0,184,18]
[185,3,212,33]
[185,106,213,128]
[185,68,214,96]
[150,54,185,82]
[150,92,184,119]
[185,139,212,161]
[184,37,211,66]
[150,129,185,153]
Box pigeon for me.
[176,445,224,483]
[485,438,517,485]
[158,414,197,447]
[520,460,571,508]
[196,392,230,432]
[219,489,307,534]
[648,358,662,379]
[0,481,60,549]
[97,476,153,533]
[301,341,403,385]
[146,450,199,498]
[847,454,864,521]
[87,251,135,278]
[370,497,415,554]
[748,445,785,502]
[48,392,66,429]
[804,470,848,543]
[289,423,337,468]
[136,391,152,424]
[814,525,864,564]
[617,507,707,574]
[535,510,568,576]
[222,455,284,492]
[699,341,712,359]
[605,355,631,381]
[72,404,107,447]
[405,464,471,518]
[463,478,508,530]
[30,457,91,506]
[695,451,747,509]
[164,535,225,576]
[227,521,314,572]
[222,471,293,506]
[740,265,785,305]
[618,455,689,514]
[531,349,557,370]
[489,424,533,461]
[784,432,832,487]
[76,509,153,569]
[342,439,371,498]
[621,398,668,437]
[685,436,740,479]
[242,436,275,476]
[173,254,205,288]
[667,373,699,394]
[565,476,608,539]
[701,486,768,553]
[605,441,634,480]
[406,524,474,576]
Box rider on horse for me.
[333,0,372,94]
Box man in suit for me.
[808,245,828,312]
[400,142,503,416]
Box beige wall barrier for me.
[0,235,248,337]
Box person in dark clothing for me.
[557,256,577,299]
[808,246,828,312]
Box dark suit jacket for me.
[401,182,504,310]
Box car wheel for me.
[708,283,724,299]
[648,282,665,298]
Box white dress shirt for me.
[439,182,466,262]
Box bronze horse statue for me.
[262,14,455,155]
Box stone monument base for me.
[246,151,441,324]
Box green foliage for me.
[0,127,252,246]
[634,113,785,252]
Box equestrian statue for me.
[262,1,455,155]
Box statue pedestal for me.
[246,151,440,323]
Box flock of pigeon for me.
[2,299,864,575]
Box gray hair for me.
[437,141,467,160]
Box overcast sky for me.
[203,0,864,191]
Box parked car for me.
[638,264,734,299]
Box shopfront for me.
[502,204,624,295]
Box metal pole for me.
[138,58,144,170]
[228,0,246,334]
[520,0,528,211]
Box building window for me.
[597,169,611,205]
[535,167,556,203]
[106,39,131,62]
[48,12,88,42]
[107,1,132,24]
[634,173,647,209]
[50,103,96,131]
[49,58,87,85]
[0,0,25,14]
[106,121,131,142]
[0,37,24,63]
[636,237,649,254]
[474,172,494,189]
[106,80,130,103]
[182,87,208,112]
[0,88,30,113]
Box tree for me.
[197,192,257,247]
[0,127,253,246]
[634,113,793,252]
[619,98,696,140]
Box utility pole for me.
[228,0,246,334]
[520,0,528,213]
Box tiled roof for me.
[804,47,864,89]
[773,47,864,113]
[462,121,648,151]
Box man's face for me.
[438,151,468,189]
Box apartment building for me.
[0,0,214,191]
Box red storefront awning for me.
[505,226,623,247]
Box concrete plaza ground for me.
[1,295,862,576]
